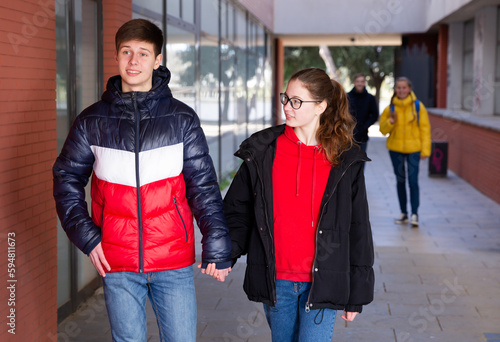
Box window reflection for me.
[131,0,273,179]
[166,24,196,109]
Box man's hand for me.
[198,263,231,282]
[89,242,111,277]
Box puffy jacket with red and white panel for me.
[53,66,231,273]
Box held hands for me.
[198,263,231,282]
[89,242,111,277]
[89,243,232,282]
[341,311,358,322]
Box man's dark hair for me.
[115,19,164,57]
[353,73,365,81]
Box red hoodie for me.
[272,125,332,282]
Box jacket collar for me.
[101,65,173,118]
[349,87,368,96]
[393,91,417,107]
[235,124,369,167]
[235,124,285,160]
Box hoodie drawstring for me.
[311,146,319,228]
[295,141,320,228]
[296,141,302,197]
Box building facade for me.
[1,0,274,340]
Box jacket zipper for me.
[248,152,277,305]
[132,93,144,273]
[173,197,188,242]
[305,159,358,312]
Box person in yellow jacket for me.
[379,77,431,227]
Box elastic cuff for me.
[345,305,363,313]
[201,260,232,270]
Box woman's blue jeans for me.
[102,266,196,342]
[389,150,421,215]
[263,279,337,342]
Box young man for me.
[53,19,231,341]
[347,73,379,155]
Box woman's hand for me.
[341,311,358,321]
[389,110,397,124]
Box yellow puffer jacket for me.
[379,92,431,157]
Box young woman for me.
[379,77,431,227]
[223,68,374,341]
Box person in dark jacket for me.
[223,68,374,342]
[347,73,379,155]
[53,19,231,342]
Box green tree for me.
[284,46,396,104]
[330,45,395,104]
[283,47,326,89]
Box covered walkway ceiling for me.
[278,33,402,47]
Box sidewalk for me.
[57,132,500,342]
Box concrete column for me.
[447,22,463,110]
[436,25,448,108]
[473,7,497,115]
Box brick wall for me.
[429,113,500,205]
[0,0,58,341]
[102,0,132,84]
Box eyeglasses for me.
[280,93,321,110]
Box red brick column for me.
[274,38,284,125]
[0,0,58,340]
[436,24,448,108]
[102,0,133,85]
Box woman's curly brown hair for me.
[289,68,356,166]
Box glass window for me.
[182,0,194,24]
[235,10,246,49]
[133,0,163,23]
[56,0,102,310]
[257,25,265,56]
[221,0,227,40]
[201,0,218,37]
[247,53,259,134]
[220,43,237,176]
[166,24,196,109]
[228,3,234,42]
[74,0,100,292]
[55,0,70,308]
[167,0,180,17]
[236,48,247,145]
[248,21,256,53]
[200,36,220,178]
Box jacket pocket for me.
[173,196,188,242]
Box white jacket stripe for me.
[90,143,184,187]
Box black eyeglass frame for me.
[280,93,321,110]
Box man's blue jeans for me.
[102,266,196,342]
[263,279,337,342]
[389,151,421,215]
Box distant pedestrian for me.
[53,19,231,342]
[379,77,431,227]
[347,73,379,157]
[224,68,375,342]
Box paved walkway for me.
[57,130,500,341]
